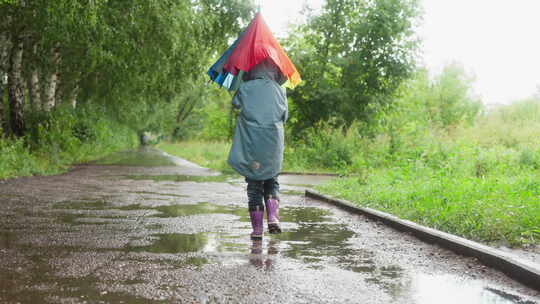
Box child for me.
[228,58,288,240]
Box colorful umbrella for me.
[207,12,301,91]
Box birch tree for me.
[7,36,24,136]
[0,0,254,137]
[28,44,41,111]
[0,28,10,135]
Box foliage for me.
[0,137,44,179]
[285,0,420,134]
[387,65,482,131]
[0,0,254,137]
[0,0,254,177]
[315,95,540,246]
[284,121,356,172]
[0,104,138,179]
[157,141,234,175]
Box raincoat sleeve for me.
[232,89,243,110]
[282,89,288,123]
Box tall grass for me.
[316,98,540,246]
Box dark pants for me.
[245,176,279,211]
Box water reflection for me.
[126,233,208,254]
[248,240,279,271]
[121,174,233,183]
[91,147,178,167]
[153,203,243,218]
[125,231,250,255]
[53,200,107,210]
[411,274,537,304]
[279,206,333,223]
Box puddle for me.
[58,213,86,225]
[279,206,333,223]
[0,251,161,304]
[90,147,178,167]
[51,201,246,225]
[125,203,535,303]
[127,233,209,254]
[120,174,235,183]
[53,200,107,210]
[411,274,537,304]
[123,205,293,257]
[126,231,249,256]
[153,203,243,218]
[111,202,244,218]
[132,191,187,198]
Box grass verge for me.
[317,166,540,247]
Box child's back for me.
[227,59,288,239]
[228,59,288,181]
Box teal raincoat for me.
[227,60,288,180]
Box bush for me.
[285,122,357,172]
[0,138,45,179]
[0,104,138,180]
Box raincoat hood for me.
[244,59,287,85]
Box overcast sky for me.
[260,0,540,105]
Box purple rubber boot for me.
[249,208,264,240]
[265,198,281,234]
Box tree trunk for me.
[54,73,63,105]
[69,84,79,109]
[44,47,60,112]
[28,42,42,111]
[29,68,41,111]
[0,87,5,137]
[8,36,25,137]
[0,31,10,136]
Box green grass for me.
[0,136,138,180]
[157,140,335,175]
[317,166,540,247]
[157,141,235,174]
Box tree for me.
[429,63,482,127]
[0,17,11,135]
[285,0,420,135]
[384,65,482,134]
[0,0,254,138]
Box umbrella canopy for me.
[207,12,301,91]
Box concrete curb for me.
[305,189,540,291]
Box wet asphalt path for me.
[0,147,539,303]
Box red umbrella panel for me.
[207,13,301,91]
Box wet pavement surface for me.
[0,147,539,303]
